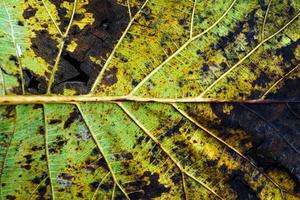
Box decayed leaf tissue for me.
[0,0,299,199]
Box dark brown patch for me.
[23,69,47,94]
[165,119,185,137]
[140,171,170,199]
[48,135,68,153]
[23,5,37,19]
[252,71,270,87]
[101,66,118,86]
[3,105,15,118]
[6,195,16,200]
[63,108,80,129]
[31,30,59,66]
[9,55,18,66]
[49,119,62,124]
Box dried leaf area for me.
[0,0,300,199]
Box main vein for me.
[0,95,299,105]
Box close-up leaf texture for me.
[0,0,300,199]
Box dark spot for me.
[276,39,300,65]
[170,173,181,184]
[206,160,218,167]
[252,71,270,87]
[210,103,300,184]
[31,30,59,66]
[9,55,18,66]
[259,0,267,11]
[49,135,68,153]
[48,0,70,31]
[219,164,228,173]
[100,183,113,191]
[266,78,300,100]
[38,186,47,197]
[220,62,227,69]
[23,69,47,94]
[202,63,209,72]
[6,195,16,200]
[98,157,109,171]
[165,119,185,137]
[21,164,31,170]
[132,79,139,86]
[140,171,170,199]
[137,136,145,145]
[49,119,62,124]
[60,173,74,180]
[24,154,33,164]
[178,18,186,25]
[32,173,47,184]
[115,152,133,160]
[63,108,80,129]
[23,5,37,19]
[128,190,145,199]
[4,105,15,118]
[39,126,45,135]
[101,66,118,86]
[33,104,42,109]
[17,21,24,26]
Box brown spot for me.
[140,171,170,199]
[31,30,59,66]
[21,164,31,170]
[23,69,47,94]
[101,66,118,86]
[4,105,15,118]
[165,119,185,137]
[49,119,62,124]
[23,6,37,19]
[6,195,16,200]
[64,108,80,129]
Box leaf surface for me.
[0,0,300,199]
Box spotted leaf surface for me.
[0,0,300,200]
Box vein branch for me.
[190,0,197,38]
[127,0,132,20]
[41,0,64,37]
[47,0,77,94]
[42,105,56,200]
[260,0,272,41]
[76,103,130,200]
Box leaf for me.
[0,0,300,200]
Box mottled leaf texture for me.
[0,0,300,200]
